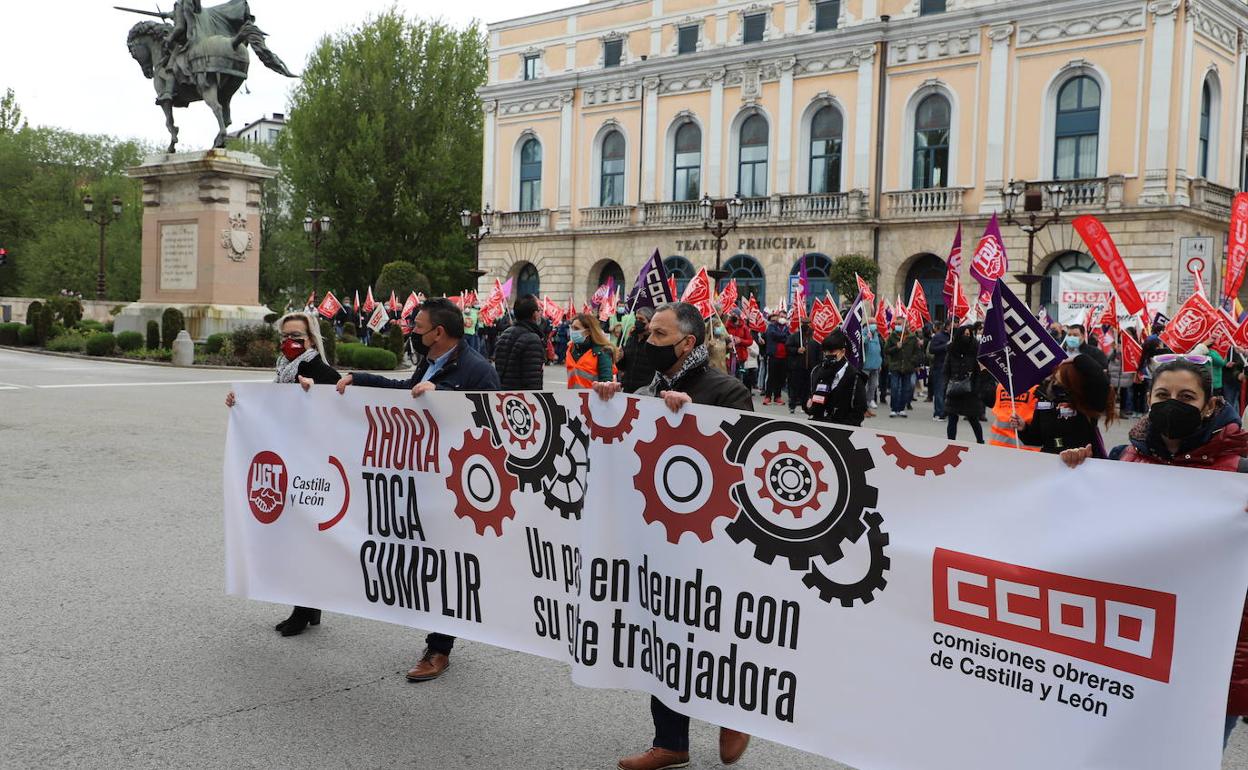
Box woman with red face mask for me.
[225,312,341,636]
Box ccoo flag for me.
[626,249,675,310]
[977,281,1066,396]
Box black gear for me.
[469,392,567,493]
[541,417,591,520]
[801,510,890,607]
[722,415,877,571]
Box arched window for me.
[599,130,625,207]
[515,262,540,298]
[672,123,702,201]
[519,138,542,211]
[738,114,769,198]
[663,256,695,296]
[903,253,948,321]
[809,107,843,194]
[912,94,950,189]
[724,254,765,305]
[791,254,835,303]
[1199,76,1219,180]
[1054,77,1100,180]
[1041,251,1097,320]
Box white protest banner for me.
[225,385,1248,770]
[1056,271,1170,327]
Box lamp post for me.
[699,193,743,285]
[302,214,332,297]
[460,204,494,286]
[83,194,123,300]
[999,181,1065,309]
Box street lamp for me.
[83,193,123,300]
[302,214,332,297]
[999,181,1065,308]
[700,193,743,285]
[460,204,493,285]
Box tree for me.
[280,12,486,296]
[376,260,431,300]
[0,88,25,134]
[829,254,880,303]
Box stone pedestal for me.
[114,149,278,341]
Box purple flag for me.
[797,255,811,310]
[626,249,674,310]
[969,213,1008,296]
[1152,311,1170,332]
[977,280,1065,396]
[840,291,869,370]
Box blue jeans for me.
[890,371,914,414]
[1226,714,1238,749]
[1225,381,1241,415]
[930,367,946,418]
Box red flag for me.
[908,280,931,323]
[680,267,715,319]
[591,281,612,307]
[1082,304,1099,333]
[480,280,508,325]
[667,276,678,302]
[1226,192,1248,304]
[387,291,399,312]
[1098,295,1118,329]
[810,298,841,343]
[1234,314,1248,349]
[1072,215,1146,316]
[1161,291,1220,354]
[855,273,875,304]
[362,287,376,314]
[720,279,739,311]
[317,291,343,320]
[581,302,593,317]
[353,290,360,313]
[465,291,478,307]
[448,294,464,309]
[943,223,963,310]
[1210,314,1236,358]
[788,302,801,333]
[950,276,971,320]
[745,295,767,332]
[1120,330,1142,374]
[875,297,889,338]
[401,291,419,318]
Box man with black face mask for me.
[592,301,752,770]
[617,306,658,393]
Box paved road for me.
[1,348,1242,769]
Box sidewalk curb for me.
[0,344,415,374]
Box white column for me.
[777,57,796,194]
[981,25,1013,213]
[715,13,728,48]
[642,77,660,202]
[565,43,576,72]
[482,100,498,208]
[651,26,662,56]
[783,0,798,35]
[557,90,574,228]
[1235,39,1247,189]
[853,46,876,192]
[709,68,725,195]
[1141,1,1181,205]
[1173,3,1196,205]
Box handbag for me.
[946,376,973,397]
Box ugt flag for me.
[970,214,1008,294]
[626,249,674,310]
[977,281,1065,396]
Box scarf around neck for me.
[275,348,319,383]
[651,344,709,392]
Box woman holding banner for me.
[224,312,340,637]
[1011,354,1114,457]
[565,314,616,388]
[1059,357,1248,748]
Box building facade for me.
[230,113,288,146]
[478,0,1248,316]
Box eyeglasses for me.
[279,332,308,341]
[1154,354,1210,365]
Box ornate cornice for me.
[1018,6,1145,47]
[498,92,567,116]
[888,30,976,65]
[582,80,641,106]
[1190,3,1237,54]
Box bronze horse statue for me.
[124,0,295,153]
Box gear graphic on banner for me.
[494,393,542,450]
[469,392,567,493]
[753,442,830,520]
[447,428,519,536]
[802,510,891,607]
[877,435,968,477]
[723,416,879,571]
[578,392,641,444]
[633,413,741,544]
[542,417,591,520]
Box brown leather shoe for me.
[405,648,450,682]
[616,747,690,770]
[719,728,750,765]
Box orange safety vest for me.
[989,384,1040,450]
[565,345,615,389]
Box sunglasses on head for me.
[1154,353,1210,365]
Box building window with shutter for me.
[743,14,766,44]
[678,25,699,54]
[603,39,623,67]
[814,1,839,32]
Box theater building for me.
[476,0,1248,316]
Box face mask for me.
[570,330,587,344]
[281,338,306,361]
[1149,399,1205,440]
[411,329,433,357]
[647,339,681,373]
[894,326,904,334]
[1063,336,1081,350]
[617,306,627,315]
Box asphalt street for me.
[1,347,1243,769]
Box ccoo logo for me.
[248,451,288,523]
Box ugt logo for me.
[248,451,288,524]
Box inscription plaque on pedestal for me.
[160,223,199,291]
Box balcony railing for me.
[1190,178,1234,217]
[738,197,770,222]
[884,187,966,218]
[778,192,857,221]
[494,209,550,234]
[641,200,702,225]
[579,205,636,228]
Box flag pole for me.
[1004,346,1021,449]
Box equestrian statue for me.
[120,1,296,153]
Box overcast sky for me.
[2,0,570,148]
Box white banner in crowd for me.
[224,385,1248,770]
[1056,271,1170,326]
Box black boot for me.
[275,606,321,636]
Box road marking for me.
[37,379,271,390]
[0,381,28,389]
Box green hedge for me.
[336,342,362,367]
[320,319,336,365]
[160,308,185,349]
[351,346,397,371]
[116,331,144,352]
[204,333,228,354]
[77,319,105,333]
[146,320,160,350]
[85,332,116,357]
[18,325,35,345]
[0,322,19,345]
[47,334,86,353]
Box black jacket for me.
[928,331,950,369]
[618,328,659,393]
[942,341,985,418]
[785,330,821,371]
[1017,380,1105,457]
[352,339,500,392]
[805,357,868,426]
[298,355,341,385]
[1079,342,1109,370]
[492,319,546,390]
[642,362,753,411]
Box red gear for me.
[493,393,542,451]
[877,435,968,477]
[578,392,641,444]
[633,413,741,544]
[752,441,830,520]
[448,428,519,536]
